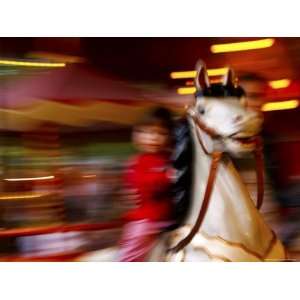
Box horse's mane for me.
[195,83,246,98]
[171,117,194,228]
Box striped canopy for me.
[0,65,189,131]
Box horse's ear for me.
[223,68,235,87]
[194,60,210,91]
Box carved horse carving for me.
[78,61,286,262]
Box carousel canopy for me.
[0,64,188,131]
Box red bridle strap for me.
[168,151,223,253]
[253,136,264,210]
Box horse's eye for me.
[198,107,205,115]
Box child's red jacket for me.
[123,153,173,222]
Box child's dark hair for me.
[136,107,174,133]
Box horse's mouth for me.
[231,136,257,145]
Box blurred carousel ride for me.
[0,63,185,261]
[0,167,125,261]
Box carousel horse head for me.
[188,60,263,156]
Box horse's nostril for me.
[233,115,243,123]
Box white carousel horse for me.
[78,61,286,262]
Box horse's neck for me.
[184,121,240,226]
[179,119,275,257]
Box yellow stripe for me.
[261,100,298,111]
[0,59,66,68]
[211,38,275,53]
[170,67,228,79]
[268,79,291,89]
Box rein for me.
[169,114,265,254]
[254,136,264,210]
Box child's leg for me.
[118,219,162,262]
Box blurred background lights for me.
[268,79,291,89]
[207,67,228,76]
[170,70,196,79]
[170,67,228,79]
[177,87,196,95]
[211,38,275,53]
[0,59,66,68]
[4,176,55,181]
[261,100,299,111]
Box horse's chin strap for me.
[168,117,265,254]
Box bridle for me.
[169,109,265,254]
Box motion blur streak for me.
[0,193,49,200]
[0,59,66,67]
[170,67,228,79]
[177,87,196,95]
[211,38,275,53]
[170,70,197,79]
[268,79,291,89]
[4,176,55,181]
[207,67,228,76]
[261,99,299,111]
[1,37,300,262]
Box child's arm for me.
[142,166,175,199]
